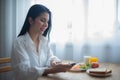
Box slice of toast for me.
[89,68,112,74]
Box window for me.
[22,0,117,43]
[88,0,115,41]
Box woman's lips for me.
[40,28,45,32]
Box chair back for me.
[0,57,12,73]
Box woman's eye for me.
[40,19,46,22]
[40,18,49,23]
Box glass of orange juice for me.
[89,57,98,63]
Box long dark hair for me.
[18,4,52,40]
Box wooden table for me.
[38,63,120,80]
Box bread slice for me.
[89,68,112,74]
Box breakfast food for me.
[89,68,112,74]
[71,64,80,71]
[70,63,90,71]
[91,62,99,68]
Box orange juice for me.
[89,57,98,63]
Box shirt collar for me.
[25,32,34,45]
[25,32,47,46]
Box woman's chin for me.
[39,31,44,35]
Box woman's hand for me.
[51,61,61,67]
[43,61,72,76]
[51,61,72,72]
[57,63,72,72]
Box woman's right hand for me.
[52,63,72,72]
[43,63,72,76]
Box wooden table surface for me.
[38,63,120,80]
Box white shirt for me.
[11,32,60,80]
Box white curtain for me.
[1,0,120,62]
[30,0,120,63]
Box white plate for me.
[70,63,87,72]
[87,68,112,77]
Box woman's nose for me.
[44,22,48,28]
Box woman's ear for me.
[28,17,33,25]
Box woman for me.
[11,4,72,80]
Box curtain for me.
[31,0,120,63]
[0,0,16,57]
[0,0,16,80]
[1,0,120,63]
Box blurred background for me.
[0,0,120,80]
[0,0,120,64]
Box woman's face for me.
[30,12,49,35]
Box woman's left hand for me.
[51,61,61,67]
